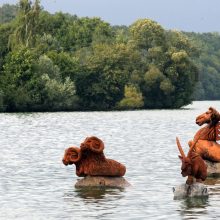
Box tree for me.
[127,26,199,108]
[74,43,133,110]
[57,17,114,51]
[186,32,220,100]
[117,85,144,110]
[1,48,79,111]
[46,51,79,80]
[129,19,165,50]
[0,23,14,72]
[9,0,41,48]
[0,4,18,24]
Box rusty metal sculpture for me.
[189,107,220,162]
[176,107,220,185]
[176,137,207,185]
[62,136,126,177]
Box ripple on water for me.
[1,101,220,219]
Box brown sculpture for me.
[176,137,207,185]
[189,107,220,162]
[176,107,220,185]
[62,136,126,177]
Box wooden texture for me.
[176,137,207,185]
[62,136,126,177]
[191,107,220,162]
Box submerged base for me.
[173,183,209,199]
[75,176,131,188]
[206,160,220,177]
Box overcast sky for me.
[1,0,219,32]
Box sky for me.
[0,0,220,33]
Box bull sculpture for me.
[62,136,126,177]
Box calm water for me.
[1,101,220,220]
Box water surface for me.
[1,101,220,219]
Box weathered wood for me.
[75,176,131,188]
[62,136,126,177]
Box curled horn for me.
[69,147,82,163]
[90,136,104,153]
[176,137,186,158]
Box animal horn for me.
[176,137,186,158]
[69,147,82,163]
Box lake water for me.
[1,101,220,220]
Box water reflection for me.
[178,196,209,219]
[204,178,220,197]
[75,187,125,200]
[63,187,125,204]
[63,187,126,219]
[176,177,220,219]
[1,101,220,219]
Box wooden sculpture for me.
[62,136,126,177]
[176,137,207,185]
[176,107,220,185]
[189,107,220,162]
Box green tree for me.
[58,17,114,51]
[1,48,79,111]
[186,32,220,100]
[0,47,37,111]
[9,0,41,48]
[46,51,79,80]
[129,19,165,50]
[74,43,133,110]
[0,23,14,72]
[117,85,144,110]
[0,4,18,24]
[129,27,198,108]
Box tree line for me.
[0,0,219,112]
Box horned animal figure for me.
[176,137,207,185]
[62,136,126,177]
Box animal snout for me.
[195,116,203,126]
[181,170,187,177]
[62,159,68,166]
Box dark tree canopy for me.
[0,0,216,112]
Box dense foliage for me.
[185,32,220,100]
[0,0,216,112]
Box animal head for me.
[196,107,220,126]
[80,136,104,153]
[178,155,192,177]
[176,137,192,177]
[62,146,81,166]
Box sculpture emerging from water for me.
[176,107,220,184]
[62,136,126,177]
[176,137,207,185]
[189,107,220,162]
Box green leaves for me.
[74,43,132,110]
[117,85,144,110]
[129,19,165,49]
[9,0,41,48]
[0,1,203,111]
